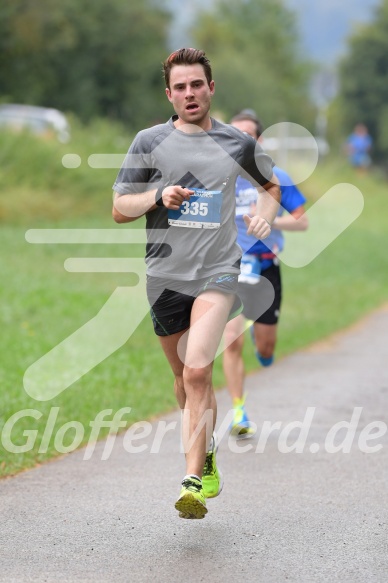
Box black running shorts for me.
[237,263,282,325]
[147,273,243,336]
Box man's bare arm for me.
[244,174,281,239]
[112,190,157,223]
[112,186,193,223]
[272,205,309,231]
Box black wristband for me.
[155,186,165,207]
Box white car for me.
[0,104,70,143]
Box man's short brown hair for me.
[163,48,213,90]
[230,111,264,138]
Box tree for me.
[191,0,314,129]
[339,0,388,161]
[0,0,172,129]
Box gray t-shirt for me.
[113,116,274,281]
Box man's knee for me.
[254,323,277,358]
[256,337,276,359]
[224,335,244,355]
[183,366,212,391]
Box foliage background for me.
[337,0,388,161]
[0,0,314,131]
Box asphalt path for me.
[1,307,388,582]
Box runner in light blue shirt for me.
[223,110,309,437]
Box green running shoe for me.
[202,434,224,499]
[230,396,256,439]
[175,477,207,519]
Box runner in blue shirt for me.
[223,111,309,437]
[346,123,372,171]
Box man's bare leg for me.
[178,290,234,477]
[158,291,233,517]
[223,314,246,401]
[223,315,257,438]
[253,322,277,366]
[158,329,187,409]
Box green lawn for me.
[1,128,387,477]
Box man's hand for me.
[243,214,272,239]
[160,186,193,209]
[248,175,280,237]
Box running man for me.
[112,50,280,518]
[346,123,373,173]
[223,110,308,437]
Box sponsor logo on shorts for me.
[215,274,236,284]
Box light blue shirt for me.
[235,166,306,268]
